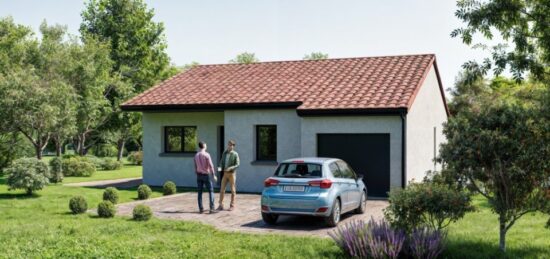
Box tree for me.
[448,71,491,115]
[438,97,549,252]
[229,52,259,64]
[452,0,550,82]
[303,52,329,60]
[5,158,50,195]
[80,0,173,160]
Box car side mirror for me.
[356,174,364,182]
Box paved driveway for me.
[116,192,388,238]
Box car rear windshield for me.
[274,163,323,178]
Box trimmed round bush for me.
[62,157,95,177]
[69,196,88,214]
[132,205,153,221]
[101,158,123,171]
[5,158,50,195]
[137,184,152,200]
[97,201,116,218]
[163,181,177,195]
[127,151,143,165]
[48,157,64,183]
[103,187,119,204]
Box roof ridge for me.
[194,53,436,67]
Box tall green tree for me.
[229,52,259,64]
[452,0,550,82]
[439,80,549,252]
[303,52,329,60]
[80,0,173,160]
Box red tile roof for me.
[121,54,446,113]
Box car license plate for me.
[283,185,305,192]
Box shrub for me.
[103,187,119,204]
[101,158,123,170]
[97,201,116,218]
[163,181,176,195]
[91,144,118,157]
[408,227,446,259]
[69,196,88,214]
[132,205,153,221]
[127,151,143,165]
[62,157,96,177]
[84,155,104,170]
[329,218,405,259]
[48,157,64,183]
[137,184,152,200]
[5,158,50,195]
[384,182,474,233]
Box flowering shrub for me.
[127,151,143,165]
[329,218,405,259]
[408,227,446,259]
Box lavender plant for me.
[329,218,405,259]
[408,227,446,259]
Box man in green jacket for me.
[217,140,240,211]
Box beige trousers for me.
[219,171,236,207]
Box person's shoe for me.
[216,205,224,211]
[209,209,217,214]
[228,206,235,211]
[199,209,204,214]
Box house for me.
[121,54,449,197]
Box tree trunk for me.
[26,188,33,195]
[54,138,62,157]
[117,138,125,162]
[499,214,507,252]
[35,144,43,160]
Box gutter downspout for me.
[400,111,407,188]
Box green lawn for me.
[0,170,548,258]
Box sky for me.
[0,0,493,92]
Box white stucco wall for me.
[224,109,302,193]
[301,116,403,190]
[142,112,224,187]
[406,64,448,183]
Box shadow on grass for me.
[0,192,41,200]
[444,239,548,259]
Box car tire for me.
[262,212,278,225]
[354,190,367,214]
[324,198,341,227]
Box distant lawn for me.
[41,155,142,184]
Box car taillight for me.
[264,178,280,187]
[316,207,328,213]
[308,179,332,189]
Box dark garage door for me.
[317,134,391,198]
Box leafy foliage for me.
[5,158,50,195]
[137,184,152,200]
[384,182,473,233]
[69,196,88,214]
[438,100,549,251]
[102,187,119,204]
[303,52,329,60]
[408,227,446,259]
[48,157,64,183]
[163,181,176,196]
[100,158,123,170]
[452,0,550,82]
[62,157,96,177]
[97,201,116,218]
[229,52,259,64]
[132,204,153,221]
[127,151,143,165]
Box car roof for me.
[280,157,339,164]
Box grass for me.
[0,166,548,258]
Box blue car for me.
[261,157,367,227]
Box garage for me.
[317,134,391,198]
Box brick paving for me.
[115,192,388,238]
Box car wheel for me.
[262,212,278,225]
[354,190,367,214]
[325,199,341,227]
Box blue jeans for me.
[197,174,214,211]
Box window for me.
[164,126,197,153]
[256,125,277,161]
[274,163,322,178]
[336,161,357,179]
[329,162,343,178]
